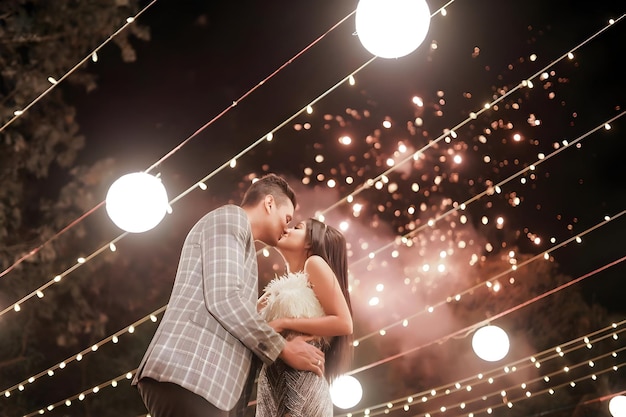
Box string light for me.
[0,233,128,317]
[0,53,382,318]
[0,307,165,397]
[3,7,624,416]
[336,342,625,417]
[0,0,159,135]
[439,364,624,417]
[20,369,138,417]
[376,364,624,417]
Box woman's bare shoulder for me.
[304,255,329,269]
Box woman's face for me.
[276,220,308,253]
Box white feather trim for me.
[260,271,325,322]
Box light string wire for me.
[0,52,372,317]
[3,0,619,305]
[0,0,159,134]
[142,8,359,174]
[335,325,626,417]
[3,101,619,318]
[22,356,625,417]
[0,4,363,280]
[426,360,625,417]
[317,14,625,218]
[0,232,129,316]
[345,253,626,377]
[17,315,625,416]
[1,169,620,321]
[0,202,106,280]
[153,385,626,417]
[492,390,626,417]
[166,55,374,207]
[0,1,457,316]
[464,373,625,417]
[296,110,624,345]
[20,367,139,417]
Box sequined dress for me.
[255,272,333,417]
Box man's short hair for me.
[241,173,296,209]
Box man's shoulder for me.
[212,204,243,215]
[197,204,248,228]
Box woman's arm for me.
[271,255,352,337]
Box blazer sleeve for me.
[200,207,285,364]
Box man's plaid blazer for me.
[133,204,286,412]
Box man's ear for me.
[264,195,275,213]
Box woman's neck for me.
[283,252,307,273]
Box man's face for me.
[266,197,294,247]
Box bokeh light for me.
[105,172,169,233]
[609,395,626,417]
[355,0,431,58]
[472,325,510,361]
[330,375,363,409]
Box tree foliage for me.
[0,1,154,415]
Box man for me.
[133,173,325,417]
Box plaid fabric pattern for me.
[133,205,286,412]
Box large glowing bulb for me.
[105,172,169,233]
[355,0,431,58]
[330,375,363,409]
[609,395,626,417]
[472,325,510,361]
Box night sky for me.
[71,0,626,308]
[10,0,626,415]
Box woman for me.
[256,218,354,417]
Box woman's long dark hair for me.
[305,218,353,382]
